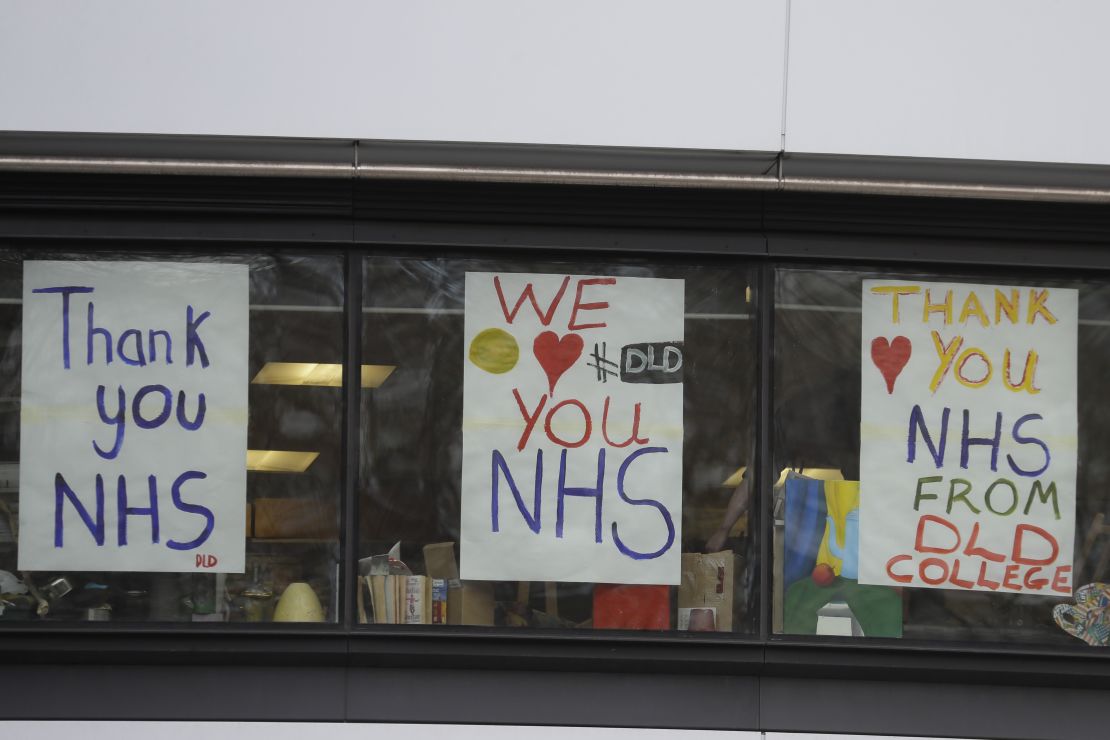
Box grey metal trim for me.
[357,164,1110,202]
[782,174,1110,202]
[5,154,1110,203]
[0,156,352,178]
[357,163,779,189]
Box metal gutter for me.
[0,156,349,179]
[357,164,777,190]
[780,175,1110,204]
[3,155,1110,204]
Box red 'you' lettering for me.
[544,398,592,448]
[601,397,649,448]
[512,388,547,450]
[494,275,570,326]
[568,278,616,330]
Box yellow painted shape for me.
[816,480,860,576]
[469,327,519,374]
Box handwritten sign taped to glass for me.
[19,261,248,573]
[460,272,684,584]
[859,280,1077,595]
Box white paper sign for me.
[461,272,684,584]
[859,280,1077,595]
[19,261,248,573]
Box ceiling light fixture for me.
[250,362,395,388]
[247,450,320,473]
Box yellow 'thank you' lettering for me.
[929,330,1041,394]
[870,285,1058,327]
[923,289,953,325]
[870,285,921,323]
[1026,289,1057,326]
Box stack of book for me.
[359,574,448,625]
[355,542,495,626]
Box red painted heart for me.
[533,331,583,395]
[871,336,912,394]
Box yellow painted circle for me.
[469,328,519,374]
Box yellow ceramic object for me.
[272,582,325,622]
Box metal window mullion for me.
[340,250,363,631]
[757,262,775,644]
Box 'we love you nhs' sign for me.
[19,261,248,573]
[860,280,1078,595]
[461,272,684,584]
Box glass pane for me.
[360,255,758,634]
[0,249,344,625]
[774,266,1107,648]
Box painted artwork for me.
[1054,582,1110,646]
[782,476,902,637]
[460,272,685,584]
[859,281,1078,595]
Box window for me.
[774,266,1103,646]
[4,249,1105,650]
[358,255,759,633]
[0,250,344,624]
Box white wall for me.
[785,0,1110,165]
[2,0,1109,165]
[0,0,786,151]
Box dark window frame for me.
[2,152,1110,736]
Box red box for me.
[593,584,671,630]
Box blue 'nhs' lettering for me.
[53,470,214,552]
[490,446,676,560]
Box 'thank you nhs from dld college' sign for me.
[19,261,248,573]
[860,280,1078,595]
[461,272,685,585]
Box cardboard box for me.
[423,541,494,626]
[678,550,738,632]
[448,581,495,626]
[252,498,337,539]
[423,541,460,580]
